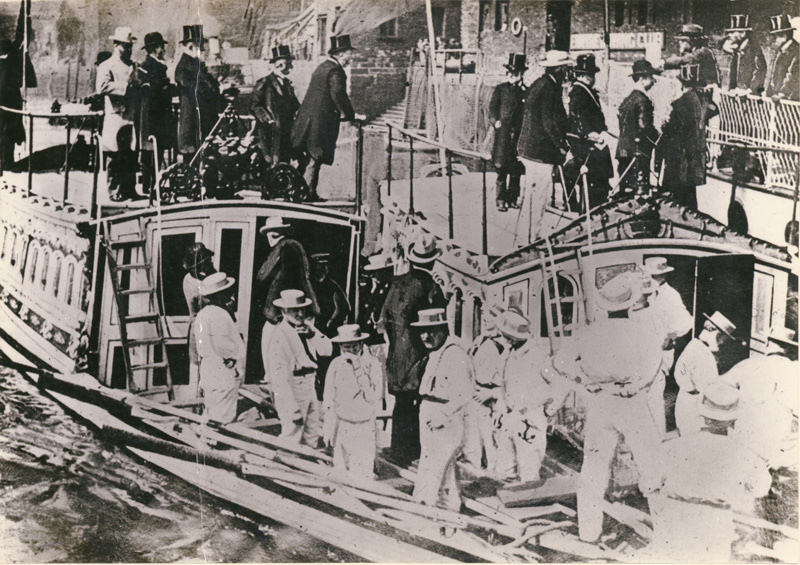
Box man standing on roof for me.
[766,14,799,101]
[722,14,766,94]
[516,50,572,242]
[291,34,357,201]
[663,23,720,87]
[251,45,301,168]
[616,60,660,193]
[489,53,527,212]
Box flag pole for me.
[22,0,27,109]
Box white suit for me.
[673,338,718,435]
[469,334,505,475]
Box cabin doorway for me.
[546,1,572,52]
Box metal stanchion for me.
[386,124,392,197]
[447,150,454,239]
[27,114,33,196]
[481,159,488,255]
[63,120,71,203]
[409,135,415,214]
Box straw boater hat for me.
[182,242,214,271]
[702,311,738,342]
[273,289,312,309]
[643,256,674,276]
[331,323,369,343]
[726,14,752,32]
[259,216,291,235]
[408,234,441,265]
[411,308,448,327]
[199,272,235,296]
[109,26,136,44]
[497,309,531,341]
[596,272,642,312]
[699,381,740,421]
[363,252,394,272]
[541,50,572,68]
[270,44,293,62]
[329,34,355,55]
[574,53,600,75]
[769,14,794,34]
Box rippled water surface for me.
[0,368,353,562]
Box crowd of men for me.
[488,12,799,223]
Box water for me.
[0,368,354,562]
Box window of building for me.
[637,0,648,25]
[158,232,196,317]
[614,0,626,26]
[432,6,445,37]
[479,0,492,33]
[379,17,399,38]
[318,15,328,56]
[495,0,509,31]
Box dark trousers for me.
[107,150,138,200]
[390,391,420,465]
[495,166,522,206]
[667,180,698,210]
[300,154,322,197]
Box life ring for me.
[510,17,523,37]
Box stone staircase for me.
[370,100,407,127]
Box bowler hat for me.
[678,63,704,86]
[331,323,369,343]
[259,216,291,235]
[540,50,572,68]
[574,53,600,74]
[596,272,642,312]
[702,311,738,343]
[699,382,740,421]
[769,14,793,34]
[199,272,235,296]
[726,14,752,32]
[109,26,136,44]
[411,308,449,327]
[675,23,704,41]
[504,53,527,74]
[329,34,355,55]
[182,242,214,271]
[270,44,293,62]
[408,234,441,264]
[142,31,167,51]
[180,24,205,45]
[497,310,531,341]
[643,256,674,275]
[273,289,312,309]
[630,59,660,78]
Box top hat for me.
[270,44,293,62]
[259,216,291,235]
[331,323,369,343]
[699,382,740,421]
[702,311,738,342]
[273,289,312,309]
[675,23,705,40]
[769,14,793,34]
[199,272,236,296]
[408,234,441,264]
[574,53,601,74]
[143,31,167,51]
[411,308,449,327]
[726,14,752,32]
[504,53,528,74]
[497,310,531,341]
[329,34,355,55]
[181,24,205,45]
[768,325,798,348]
[94,50,112,66]
[182,242,215,271]
[541,50,573,68]
[596,272,642,312]
[363,252,394,272]
[109,26,136,44]
[643,256,674,276]
[630,59,660,78]
[679,63,704,86]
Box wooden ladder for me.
[101,218,174,401]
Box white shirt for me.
[195,304,245,370]
[674,338,718,394]
[419,337,474,424]
[650,282,692,341]
[323,351,383,423]
[182,273,203,315]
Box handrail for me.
[367,120,490,162]
[0,104,103,118]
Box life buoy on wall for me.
[510,17,523,36]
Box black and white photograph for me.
[0,0,797,561]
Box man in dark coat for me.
[766,15,799,101]
[251,45,300,167]
[175,25,223,157]
[722,14,766,94]
[310,253,350,338]
[136,32,174,192]
[489,53,527,211]
[291,34,356,200]
[664,24,720,87]
[516,50,572,242]
[617,59,660,192]
[565,53,613,210]
[656,63,717,210]
[379,236,446,466]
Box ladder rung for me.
[120,287,155,296]
[130,361,169,371]
[109,238,146,248]
[124,312,160,323]
[126,337,164,347]
[113,263,150,271]
[136,386,173,397]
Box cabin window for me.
[472,296,483,338]
[218,228,243,287]
[27,246,38,282]
[159,232,196,317]
[40,249,49,289]
[479,1,492,34]
[453,288,464,337]
[65,262,76,306]
[52,255,63,298]
[495,0,509,31]
[379,18,399,38]
[540,274,579,337]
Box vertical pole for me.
[355,120,363,216]
[63,119,71,203]
[66,63,71,101]
[22,0,27,108]
[603,0,611,101]
[73,63,80,102]
[386,124,392,197]
[26,114,33,196]
[481,159,488,255]
[91,126,99,219]
[408,135,415,214]
[447,150,454,239]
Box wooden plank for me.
[734,512,799,541]
[463,497,524,529]
[537,530,630,562]
[497,475,578,508]
[503,520,572,549]
[130,447,455,563]
[603,501,653,540]
[502,503,577,521]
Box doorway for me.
[546,1,572,52]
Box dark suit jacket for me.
[488,81,525,169]
[729,37,767,93]
[767,40,800,100]
[313,275,350,337]
[175,53,222,153]
[379,268,446,394]
[665,47,720,86]
[291,58,355,165]
[257,237,318,324]
[137,54,174,150]
[617,89,659,160]
[251,72,300,164]
[658,88,715,188]
[517,73,568,164]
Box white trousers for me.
[276,374,322,447]
[414,409,465,511]
[496,410,547,482]
[333,419,376,481]
[461,401,484,468]
[474,402,499,474]
[646,370,667,436]
[516,158,554,246]
[675,390,704,436]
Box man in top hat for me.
[412,308,474,520]
[195,271,245,424]
[663,23,720,87]
[175,24,223,157]
[616,59,660,193]
[379,234,446,466]
[251,45,301,167]
[554,271,665,543]
[291,34,357,200]
[489,53,527,211]
[565,53,613,210]
[766,14,799,101]
[673,311,738,436]
[310,252,350,338]
[722,14,766,94]
[322,323,383,480]
[137,31,175,194]
[264,289,333,446]
[516,50,572,242]
[97,26,140,202]
[656,63,717,210]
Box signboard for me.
[571,31,664,51]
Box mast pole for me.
[22,0,27,108]
[603,0,611,101]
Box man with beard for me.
[766,14,799,101]
[663,23,720,87]
[722,14,766,94]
